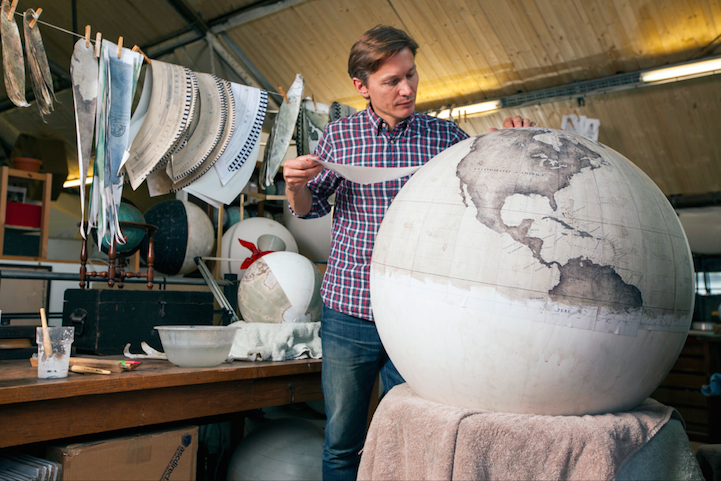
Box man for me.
[283,25,534,481]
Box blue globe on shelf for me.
[97,203,146,254]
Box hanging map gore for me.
[145,72,229,196]
[170,79,236,192]
[260,74,304,187]
[126,60,199,190]
[295,98,329,157]
[1,0,29,107]
[166,72,227,182]
[184,82,267,207]
[329,101,356,122]
[23,8,55,120]
[215,83,267,186]
[89,39,142,246]
[70,37,98,238]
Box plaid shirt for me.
[296,105,468,321]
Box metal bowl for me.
[155,325,240,368]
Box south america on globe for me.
[371,127,695,416]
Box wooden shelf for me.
[0,166,52,259]
[245,192,288,201]
[4,225,41,232]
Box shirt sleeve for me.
[288,125,341,219]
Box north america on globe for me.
[456,128,643,310]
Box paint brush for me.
[39,307,52,360]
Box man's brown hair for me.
[348,25,419,84]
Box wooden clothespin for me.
[28,7,42,29]
[6,0,18,21]
[85,25,91,48]
[132,45,151,65]
[464,110,468,123]
[278,86,289,103]
[117,36,123,59]
[312,94,317,111]
[94,32,102,58]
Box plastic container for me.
[36,326,74,378]
[155,325,239,368]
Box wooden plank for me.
[686,424,711,438]
[456,0,524,97]
[0,166,8,256]
[651,386,708,407]
[39,172,51,259]
[676,405,710,425]
[577,0,639,74]
[0,373,322,448]
[671,356,707,372]
[649,386,708,410]
[0,358,322,405]
[660,372,708,389]
[681,341,706,356]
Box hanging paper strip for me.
[70,38,98,238]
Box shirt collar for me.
[366,103,417,135]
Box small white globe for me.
[238,251,322,323]
[371,128,695,416]
[220,217,298,279]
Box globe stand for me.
[79,221,158,290]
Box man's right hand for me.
[283,155,324,192]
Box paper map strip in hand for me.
[260,73,304,187]
[126,61,198,190]
[317,161,422,185]
[23,9,55,120]
[70,38,98,239]
[167,72,226,182]
[1,0,29,107]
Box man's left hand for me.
[489,115,536,131]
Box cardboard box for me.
[46,425,198,481]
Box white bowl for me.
[155,325,240,368]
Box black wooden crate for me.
[62,289,214,355]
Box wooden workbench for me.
[0,357,323,448]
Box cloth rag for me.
[358,383,690,481]
[229,321,321,361]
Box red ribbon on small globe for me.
[238,238,274,269]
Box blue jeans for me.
[320,304,405,481]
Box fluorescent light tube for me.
[62,176,93,188]
[641,57,721,82]
[436,99,501,119]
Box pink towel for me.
[358,384,679,481]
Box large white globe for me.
[370,128,695,416]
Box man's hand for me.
[488,115,536,132]
[283,155,324,191]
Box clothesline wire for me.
[12,11,288,101]
[14,11,85,39]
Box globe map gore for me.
[456,129,651,334]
